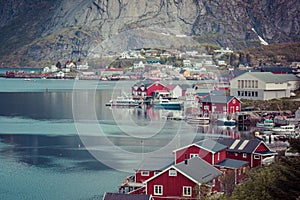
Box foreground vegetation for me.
[217,138,300,200]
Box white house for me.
[165,84,182,98]
[77,62,89,70]
[183,60,192,67]
[133,61,145,69]
[230,72,300,100]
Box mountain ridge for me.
[0,0,299,67]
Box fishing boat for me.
[105,96,139,107]
[152,99,183,110]
[256,119,275,128]
[271,124,296,135]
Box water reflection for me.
[0,134,110,171]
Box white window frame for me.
[141,171,149,176]
[169,170,177,176]
[235,153,238,157]
[154,185,163,195]
[243,153,247,158]
[190,154,199,159]
[183,186,192,197]
[154,171,160,176]
[217,152,220,161]
[254,155,260,160]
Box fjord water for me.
[0,78,242,200]
[0,78,203,200]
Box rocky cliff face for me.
[0,0,299,67]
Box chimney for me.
[184,153,188,165]
[184,159,188,165]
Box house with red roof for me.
[144,157,222,200]
[201,95,241,114]
[216,138,277,167]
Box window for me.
[255,92,258,97]
[255,80,258,88]
[154,185,163,195]
[245,80,247,88]
[217,152,220,161]
[248,80,251,88]
[154,171,160,176]
[252,80,255,88]
[243,153,247,158]
[236,106,239,111]
[254,155,260,159]
[190,154,198,159]
[238,80,241,89]
[169,170,177,176]
[238,91,240,96]
[183,186,192,196]
[241,80,244,88]
[235,153,238,157]
[141,171,149,176]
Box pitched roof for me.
[165,84,179,90]
[195,139,228,153]
[215,158,249,169]
[262,66,292,73]
[175,157,222,183]
[216,138,270,154]
[103,193,152,200]
[201,95,235,104]
[246,72,288,83]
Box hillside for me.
[0,0,299,67]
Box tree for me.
[220,170,236,195]
[194,183,211,200]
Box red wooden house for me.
[174,139,249,184]
[132,81,166,100]
[201,95,241,114]
[173,139,227,165]
[216,138,277,168]
[145,157,222,200]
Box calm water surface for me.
[0,78,254,200]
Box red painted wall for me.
[213,149,227,164]
[175,145,213,164]
[227,97,241,114]
[254,143,268,152]
[135,170,161,183]
[226,152,253,167]
[147,83,165,97]
[146,167,197,199]
[201,97,241,114]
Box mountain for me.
[0,0,299,67]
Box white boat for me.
[186,115,210,125]
[105,96,139,107]
[272,124,296,134]
[152,99,183,110]
[256,119,275,128]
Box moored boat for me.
[256,119,275,128]
[152,99,183,110]
[106,96,139,107]
[271,124,296,135]
[186,115,210,125]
